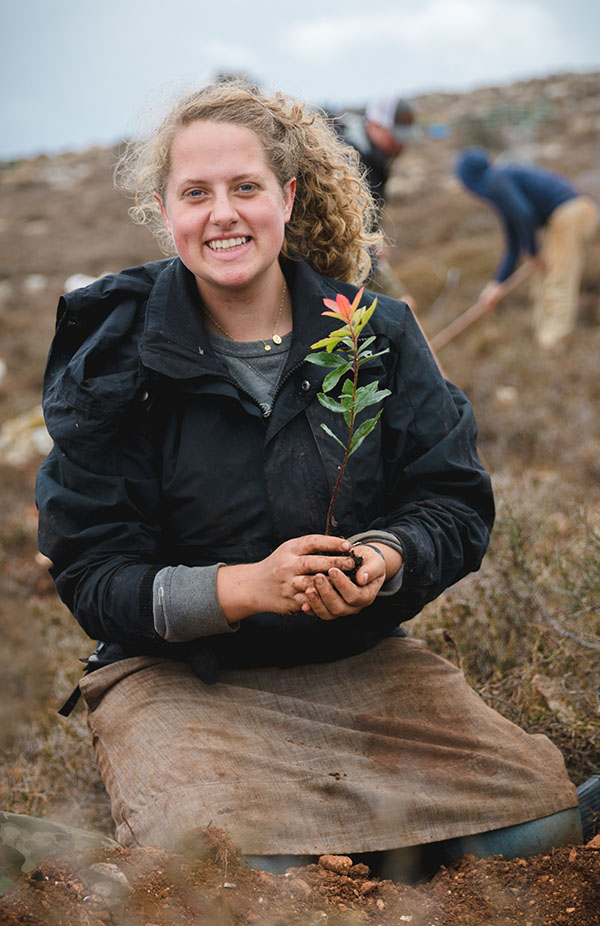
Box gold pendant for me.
[272,334,282,345]
[264,343,272,351]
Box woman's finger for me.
[299,553,356,576]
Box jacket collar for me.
[139,257,353,382]
[140,258,219,379]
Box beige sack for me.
[80,636,578,855]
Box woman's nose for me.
[210,192,237,225]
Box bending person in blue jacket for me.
[36,81,586,882]
[455,147,598,348]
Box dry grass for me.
[417,487,600,783]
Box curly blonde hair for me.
[114,80,383,284]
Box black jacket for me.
[36,257,494,674]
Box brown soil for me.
[317,549,364,582]
[1,830,600,926]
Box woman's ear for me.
[154,192,171,233]
[283,177,296,223]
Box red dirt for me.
[1,829,599,925]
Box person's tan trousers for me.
[532,195,599,348]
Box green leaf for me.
[310,336,342,352]
[349,410,383,453]
[305,351,350,368]
[322,362,352,393]
[354,386,391,414]
[353,298,377,335]
[317,393,350,414]
[354,381,379,400]
[357,336,377,352]
[334,340,354,353]
[341,377,355,396]
[320,423,346,448]
[356,347,390,367]
[311,325,351,351]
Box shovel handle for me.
[430,259,541,352]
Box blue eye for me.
[238,183,255,193]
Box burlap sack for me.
[80,636,578,854]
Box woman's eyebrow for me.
[179,172,260,186]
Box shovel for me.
[430,260,540,352]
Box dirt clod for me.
[319,855,354,874]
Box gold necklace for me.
[203,281,287,352]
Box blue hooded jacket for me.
[455,147,577,281]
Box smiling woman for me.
[36,78,582,883]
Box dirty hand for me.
[217,534,356,621]
[479,280,505,310]
[294,543,391,621]
[529,254,545,273]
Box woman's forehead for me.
[171,121,267,164]
[167,120,282,183]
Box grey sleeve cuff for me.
[348,529,405,597]
[153,564,239,642]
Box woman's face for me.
[158,120,295,299]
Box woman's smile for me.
[206,236,251,253]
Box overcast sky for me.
[2,0,599,160]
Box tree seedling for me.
[306,287,391,535]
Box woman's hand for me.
[294,542,401,621]
[216,534,356,622]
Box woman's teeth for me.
[207,237,249,251]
